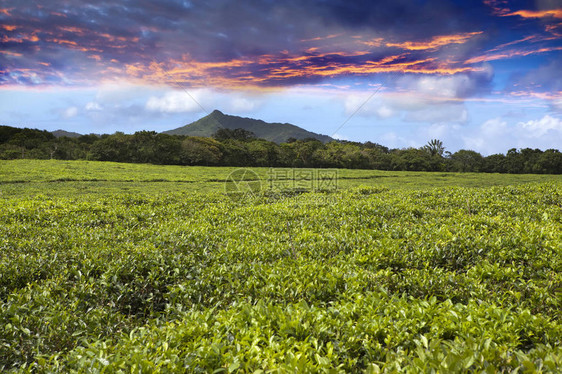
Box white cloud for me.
[462,115,562,155]
[62,106,78,118]
[344,92,427,120]
[375,105,394,118]
[405,104,468,123]
[378,132,419,149]
[228,96,262,113]
[341,70,491,124]
[482,118,508,136]
[371,115,561,156]
[85,102,102,111]
[425,123,462,140]
[146,89,211,113]
[344,95,397,118]
[332,132,349,141]
[403,75,474,98]
[462,118,508,154]
[344,91,469,125]
[397,68,492,99]
[518,115,562,137]
[95,82,152,103]
[552,98,562,112]
[145,89,266,115]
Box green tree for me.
[392,148,433,171]
[246,139,280,166]
[180,137,223,165]
[289,139,324,167]
[535,149,562,174]
[450,150,484,172]
[483,154,506,173]
[423,139,445,157]
[213,128,256,141]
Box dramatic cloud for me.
[385,32,483,51]
[1,0,561,152]
[1,0,552,88]
[506,9,562,19]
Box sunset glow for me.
[1,0,561,153]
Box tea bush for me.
[0,161,561,372]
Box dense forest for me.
[1,125,561,174]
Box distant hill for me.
[51,129,82,138]
[163,110,333,143]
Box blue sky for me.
[1,0,561,154]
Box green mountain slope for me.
[162,110,333,143]
[51,129,83,138]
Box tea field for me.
[0,160,561,372]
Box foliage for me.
[1,126,561,173]
[423,139,445,157]
[0,160,561,372]
[213,128,257,141]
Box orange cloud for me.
[98,32,139,43]
[1,33,39,43]
[483,0,511,16]
[2,25,17,31]
[386,31,483,50]
[487,35,538,52]
[0,8,12,16]
[508,91,562,101]
[58,26,86,34]
[120,50,481,90]
[507,9,562,19]
[48,38,78,46]
[0,50,22,57]
[300,33,342,42]
[545,23,562,37]
[361,38,384,47]
[465,46,562,63]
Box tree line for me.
[1,125,561,174]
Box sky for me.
[1,0,561,155]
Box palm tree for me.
[424,139,445,157]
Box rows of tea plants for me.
[1,178,561,372]
[2,160,561,199]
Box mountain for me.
[51,129,82,138]
[163,110,333,143]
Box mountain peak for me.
[163,111,332,143]
[51,129,82,138]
